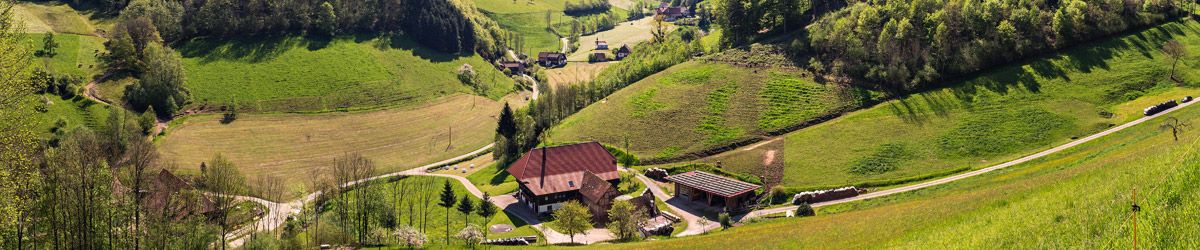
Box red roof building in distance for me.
[507,142,620,215]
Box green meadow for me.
[179,35,512,113]
[24,33,105,77]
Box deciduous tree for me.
[552,201,592,243]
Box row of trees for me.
[119,0,508,56]
[715,0,1182,91]
[550,199,648,243]
[564,0,611,16]
[807,0,1181,91]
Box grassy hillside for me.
[552,61,875,160]
[30,94,113,137]
[476,0,632,55]
[179,35,513,113]
[157,95,508,199]
[696,20,1200,193]
[12,2,98,35]
[24,33,105,77]
[580,92,1200,249]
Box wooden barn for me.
[666,171,761,213]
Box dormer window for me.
[568,181,575,187]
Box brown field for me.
[157,94,508,199]
[545,62,612,89]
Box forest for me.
[716,0,1183,91]
[107,0,509,55]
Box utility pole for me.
[1132,188,1141,250]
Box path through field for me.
[740,99,1198,220]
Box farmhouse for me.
[655,4,691,21]
[537,52,567,67]
[507,142,621,220]
[596,40,609,50]
[500,61,525,74]
[666,171,761,213]
[615,44,632,60]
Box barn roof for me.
[507,142,619,196]
[665,171,760,198]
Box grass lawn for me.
[466,162,520,196]
[23,33,105,77]
[94,77,137,104]
[579,83,1200,250]
[31,94,113,137]
[157,95,505,199]
[602,19,1200,193]
[552,61,873,160]
[179,35,512,113]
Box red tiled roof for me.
[579,171,616,202]
[508,142,619,196]
[665,171,761,198]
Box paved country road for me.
[744,99,1197,219]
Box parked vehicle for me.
[1183,96,1194,103]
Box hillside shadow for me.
[178,35,307,63]
[387,33,464,63]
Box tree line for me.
[716,0,1183,91]
[117,0,509,56]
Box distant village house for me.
[595,40,609,50]
[500,61,525,74]
[537,52,567,67]
[615,44,632,60]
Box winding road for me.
[224,143,495,248]
[742,99,1197,219]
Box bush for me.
[718,212,732,229]
[139,106,157,135]
[564,0,611,16]
[795,203,815,217]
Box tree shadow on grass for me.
[178,35,303,63]
[387,33,467,63]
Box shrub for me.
[718,212,732,229]
[795,203,815,217]
[140,106,158,135]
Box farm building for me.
[500,61,525,74]
[656,4,691,21]
[537,52,568,67]
[665,171,761,213]
[615,45,632,60]
[507,142,621,220]
[590,52,608,62]
[596,40,609,50]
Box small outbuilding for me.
[615,44,632,60]
[595,40,609,50]
[590,52,608,63]
[665,171,761,213]
[500,61,525,74]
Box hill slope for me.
[552,60,875,160]
[583,83,1200,250]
